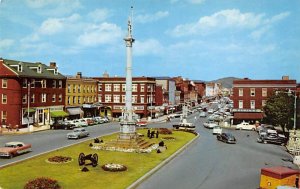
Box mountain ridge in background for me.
[209,77,241,88]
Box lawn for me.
[0,129,197,189]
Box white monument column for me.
[119,11,136,140]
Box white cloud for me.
[0,39,14,49]
[169,9,265,37]
[87,9,110,23]
[77,23,123,47]
[38,14,81,35]
[134,39,164,56]
[135,11,169,24]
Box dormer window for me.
[37,65,42,73]
[18,63,23,72]
[54,68,58,75]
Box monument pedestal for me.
[119,121,137,140]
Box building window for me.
[52,80,56,88]
[250,100,255,109]
[122,84,126,92]
[37,65,42,73]
[18,64,22,72]
[238,88,243,97]
[262,100,267,107]
[22,94,27,104]
[140,95,144,103]
[113,84,120,92]
[78,96,81,104]
[67,84,71,93]
[42,80,46,88]
[68,96,71,105]
[132,95,137,103]
[238,100,243,109]
[31,79,35,88]
[262,88,267,97]
[113,95,120,103]
[105,95,111,102]
[87,86,90,93]
[31,94,35,103]
[58,80,62,88]
[23,79,27,88]
[73,96,76,104]
[140,84,145,92]
[98,84,102,91]
[52,94,56,102]
[132,84,137,92]
[73,84,76,93]
[87,96,90,103]
[2,79,7,88]
[2,94,7,104]
[83,86,86,93]
[1,111,7,125]
[105,84,111,92]
[41,94,47,103]
[83,97,86,103]
[98,95,102,102]
[250,88,255,97]
[122,95,125,103]
[78,85,81,93]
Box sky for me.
[0,0,299,81]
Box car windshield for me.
[5,144,16,148]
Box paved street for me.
[0,113,298,189]
[137,114,298,189]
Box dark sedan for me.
[217,133,236,144]
[257,133,287,146]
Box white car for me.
[203,121,218,129]
[236,122,256,131]
[213,126,222,135]
[199,112,206,117]
[207,109,214,114]
[67,128,89,139]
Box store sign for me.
[232,109,262,113]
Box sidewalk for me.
[1,125,50,135]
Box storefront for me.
[66,107,84,119]
[232,109,264,125]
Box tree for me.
[263,91,294,132]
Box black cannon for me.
[78,153,98,167]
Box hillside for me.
[209,77,241,88]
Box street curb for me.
[127,133,200,189]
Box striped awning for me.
[67,108,83,115]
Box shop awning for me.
[233,112,264,120]
[25,108,36,113]
[67,108,83,115]
[51,111,69,118]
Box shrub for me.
[47,156,72,163]
[158,128,172,135]
[24,177,60,189]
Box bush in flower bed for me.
[158,128,172,135]
[162,136,176,140]
[102,163,127,172]
[24,177,61,189]
[47,156,72,163]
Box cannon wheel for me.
[92,153,98,167]
[78,153,85,166]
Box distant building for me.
[193,80,206,103]
[205,82,221,97]
[65,72,98,118]
[173,76,198,106]
[93,75,156,118]
[232,77,297,124]
[0,59,66,129]
[154,77,176,105]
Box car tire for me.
[263,140,267,144]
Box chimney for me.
[76,72,82,79]
[50,62,56,68]
[282,76,289,80]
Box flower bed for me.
[46,156,72,164]
[102,163,127,172]
[162,136,176,141]
[24,177,61,189]
[158,128,173,135]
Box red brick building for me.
[93,76,156,118]
[232,77,297,124]
[193,80,206,103]
[0,59,66,129]
[173,76,198,106]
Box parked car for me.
[82,118,95,126]
[203,121,218,129]
[0,142,32,158]
[213,126,222,135]
[199,112,207,117]
[173,122,196,131]
[50,120,74,130]
[257,133,287,146]
[65,120,81,128]
[236,121,256,131]
[217,133,236,144]
[67,128,89,139]
[207,109,214,114]
[136,120,147,127]
[168,113,181,119]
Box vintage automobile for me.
[0,142,32,158]
[217,133,236,144]
[212,126,222,135]
[173,122,196,131]
[203,121,218,129]
[136,120,148,127]
[67,128,89,139]
[257,133,287,146]
[236,121,256,131]
[199,112,207,117]
[50,120,74,130]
